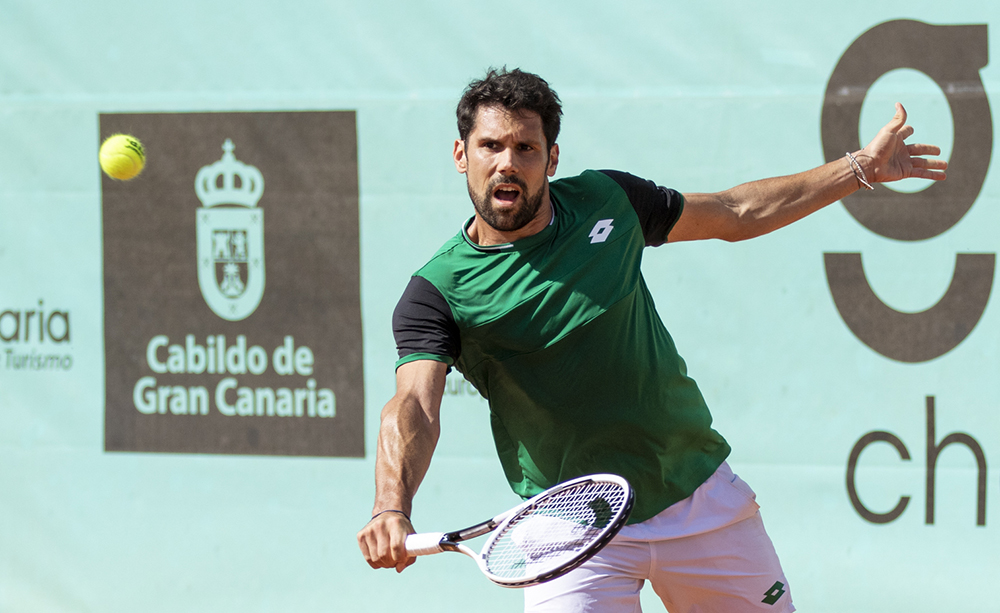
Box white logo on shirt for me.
[589,219,615,244]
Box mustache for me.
[488,175,528,192]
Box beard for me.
[467,174,546,233]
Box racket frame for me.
[405,473,634,587]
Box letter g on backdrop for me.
[821,20,993,363]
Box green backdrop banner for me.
[1,2,996,611]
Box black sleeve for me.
[598,170,684,247]
[392,275,461,365]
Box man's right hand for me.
[357,511,417,573]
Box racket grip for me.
[404,532,446,556]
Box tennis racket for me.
[404,473,634,588]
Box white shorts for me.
[524,463,795,613]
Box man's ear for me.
[454,139,468,174]
[547,143,560,177]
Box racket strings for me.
[483,481,628,580]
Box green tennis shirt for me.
[394,170,730,523]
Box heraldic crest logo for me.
[196,139,266,321]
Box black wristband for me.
[370,509,410,523]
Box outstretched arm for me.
[669,103,948,243]
[357,359,448,572]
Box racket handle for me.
[404,532,446,556]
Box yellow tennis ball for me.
[99,134,146,180]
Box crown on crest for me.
[195,139,264,207]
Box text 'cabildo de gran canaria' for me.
[134,335,335,418]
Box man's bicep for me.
[394,359,449,418]
[668,192,740,242]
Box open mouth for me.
[492,185,522,204]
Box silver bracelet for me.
[846,151,874,190]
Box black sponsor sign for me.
[102,111,363,457]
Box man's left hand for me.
[859,102,949,184]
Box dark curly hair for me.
[456,67,563,148]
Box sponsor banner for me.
[817,21,994,530]
[101,112,363,457]
[821,20,994,364]
[1,300,73,371]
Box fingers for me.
[907,143,948,181]
[389,525,414,572]
[883,102,907,133]
[907,143,942,157]
[910,156,948,170]
[357,513,416,572]
[909,167,948,181]
[396,553,417,573]
[909,157,949,181]
[865,103,949,183]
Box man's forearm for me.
[372,392,442,516]
[359,360,446,572]
[671,104,946,244]
[673,153,866,243]
[715,153,863,241]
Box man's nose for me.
[496,147,517,174]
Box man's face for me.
[454,105,559,233]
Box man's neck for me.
[468,193,553,246]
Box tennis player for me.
[357,68,947,612]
